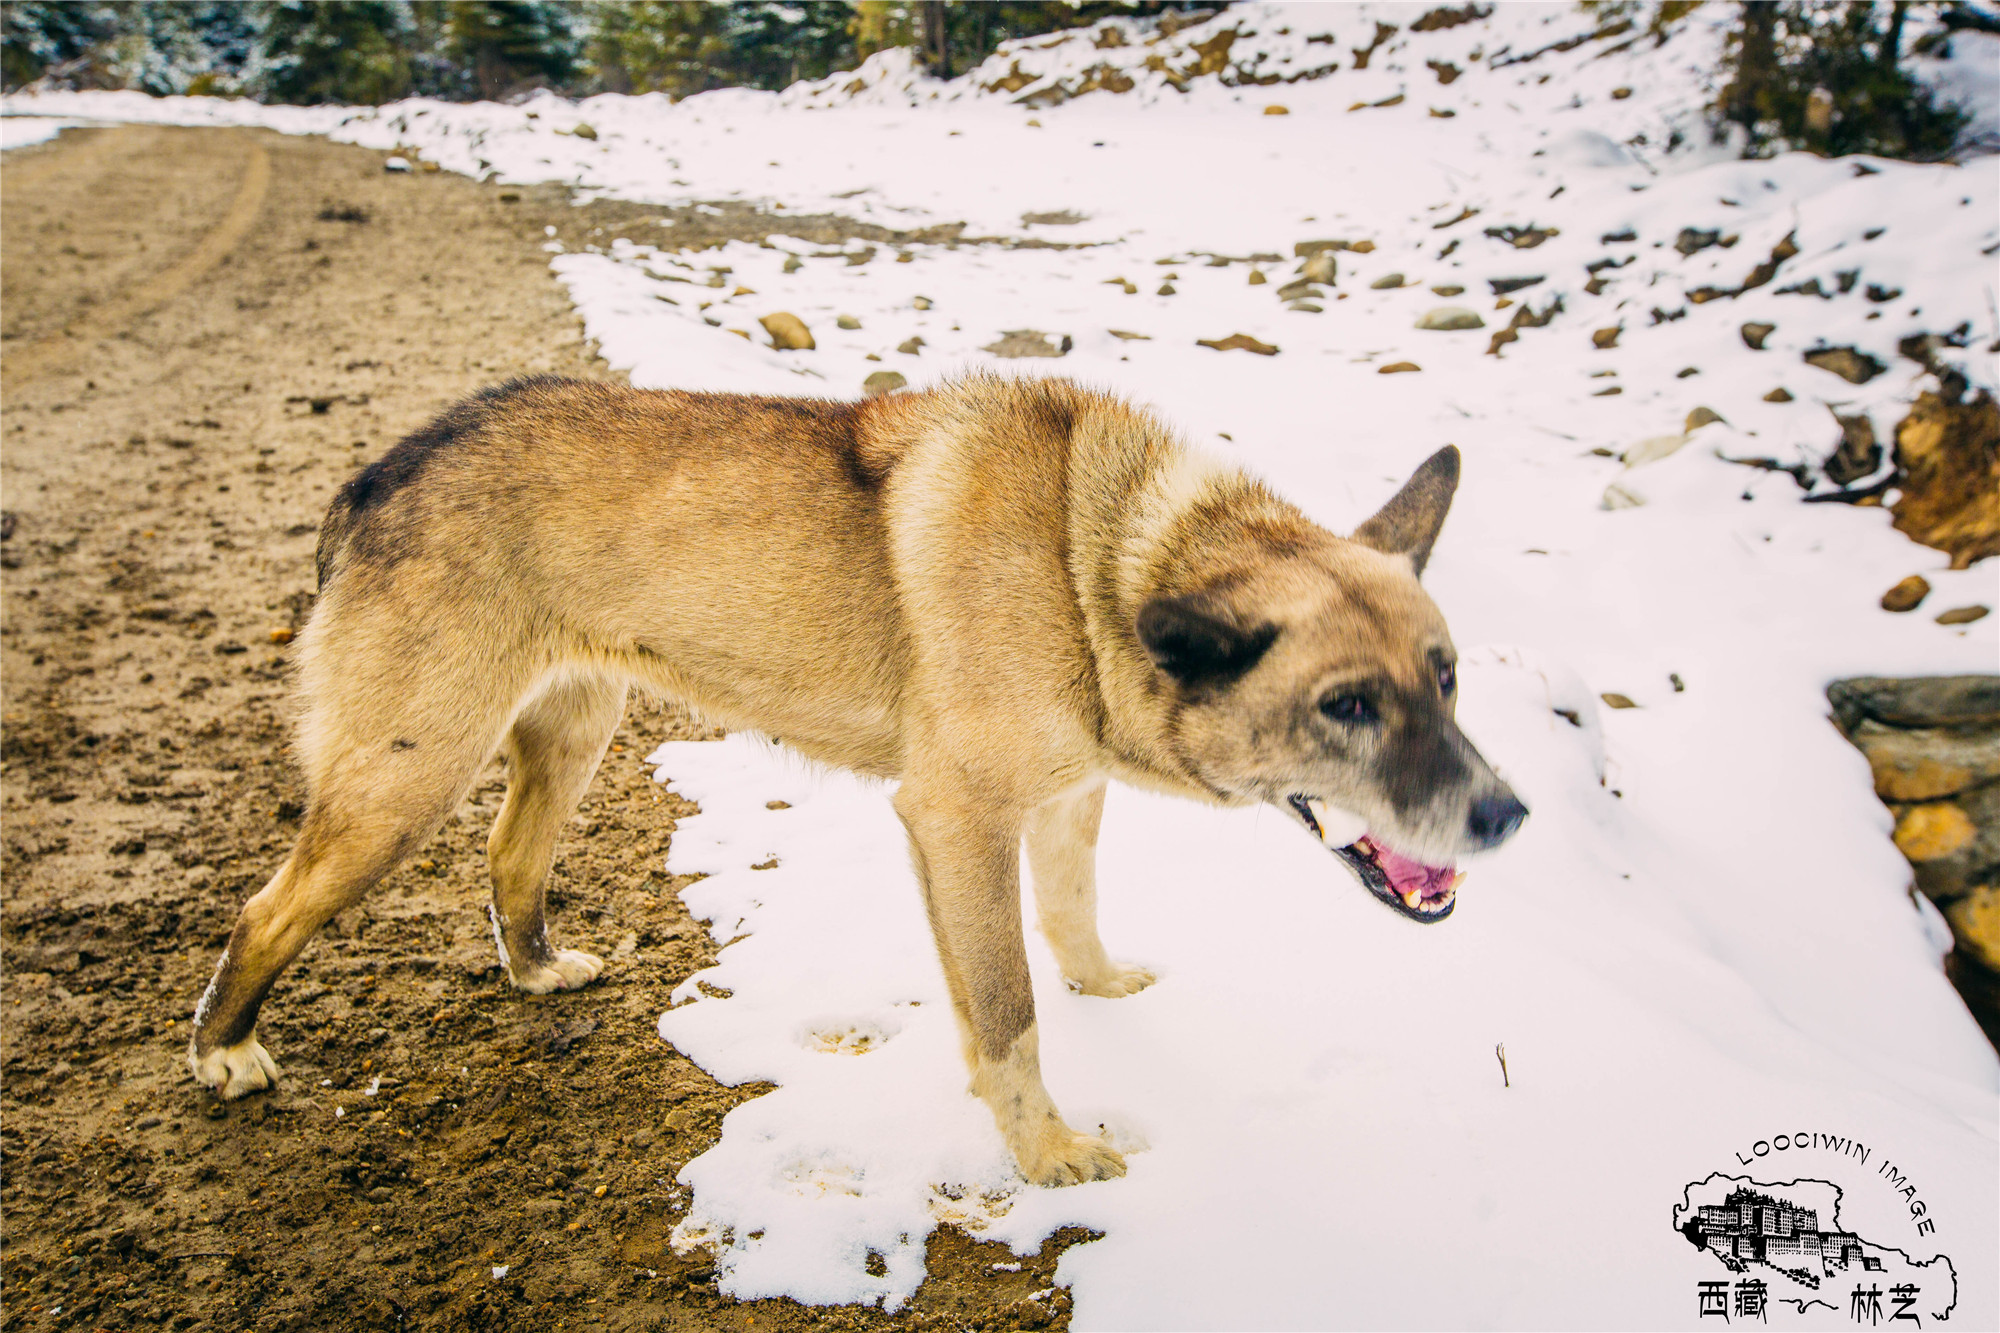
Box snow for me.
[0,116,78,150]
[9,4,1996,1327]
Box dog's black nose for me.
[1468,793,1528,848]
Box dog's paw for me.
[188,1034,279,1099]
[1016,1126,1127,1188]
[1069,961,1157,999]
[510,949,605,995]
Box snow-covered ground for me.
[10,4,1998,1327]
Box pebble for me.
[862,370,908,397]
[1592,327,1621,349]
[1299,251,1338,285]
[1600,693,1640,710]
[1378,362,1421,374]
[1936,605,1990,625]
[1156,283,1177,296]
[896,336,924,355]
[1247,270,1267,285]
[1740,322,1775,350]
[1430,284,1465,296]
[1803,346,1884,384]
[1369,273,1406,290]
[1880,575,1930,612]
[1196,333,1279,356]
[836,315,861,330]
[912,296,933,310]
[1763,387,1793,402]
[1415,306,1484,330]
[1263,105,1290,115]
[1685,406,1724,431]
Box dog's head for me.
[1136,446,1526,922]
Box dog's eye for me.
[1438,663,1456,695]
[1321,693,1376,724]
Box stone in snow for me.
[1415,306,1485,331]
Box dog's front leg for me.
[1025,782,1157,998]
[895,776,1126,1188]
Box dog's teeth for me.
[1305,799,1329,842]
[1402,888,1422,909]
[1450,871,1466,890]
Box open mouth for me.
[1285,795,1463,923]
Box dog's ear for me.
[1351,445,1460,578]
[1136,594,1278,690]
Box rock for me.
[1488,276,1544,295]
[1263,104,1290,115]
[1850,719,2000,800]
[1431,284,1464,296]
[983,330,1069,358]
[1802,346,1885,384]
[1103,277,1138,294]
[1600,483,1645,510]
[270,626,294,644]
[1248,270,1267,285]
[1881,575,1931,612]
[1821,411,1880,485]
[1276,279,1323,301]
[1378,362,1420,374]
[1287,301,1324,313]
[1896,803,1978,860]
[912,296,932,310]
[1890,390,2000,569]
[367,1186,395,1203]
[782,255,802,273]
[1937,605,1991,625]
[1611,86,1633,99]
[628,1129,656,1149]
[1685,406,1725,431]
[1592,327,1621,349]
[419,159,441,173]
[1675,228,1722,256]
[759,313,814,350]
[1947,884,2000,971]
[1352,240,1376,253]
[1196,333,1279,356]
[1415,306,1484,331]
[1369,273,1406,290]
[1156,283,1177,296]
[836,315,861,330]
[1829,676,2000,732]
[572,123,598,140]
[1600,692,1640,709]
[1623,433,1691,468]
[383,156,411,173]
[1741,322,1775,351]
[1764,387,1793,402]
[1299,251,1338,284]
[862,371,908,398]
[896,336,924,355]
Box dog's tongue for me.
[1369,840,1458,900]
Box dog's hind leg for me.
[486,671,626,993]
[1025,782,1156,999]
[189,712,508,1098]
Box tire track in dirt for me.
[0,124,1086,1332]
[5,138,269,388]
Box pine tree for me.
[2,1,120,90]
[256,1,411,105]
[444,0,576,99]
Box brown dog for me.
[189,374,1524,1186]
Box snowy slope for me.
[9,5,1997,1328]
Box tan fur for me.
[188,374,1520,1187]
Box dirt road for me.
[1,124,1080,1332]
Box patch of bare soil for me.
[1,125,1084,1333]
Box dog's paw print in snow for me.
[799,1018,899,1055]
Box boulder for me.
[1890,390,2000,569]
[1828,676,2000,732]
[758,313,814,350]
[1850,719,2000,801]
